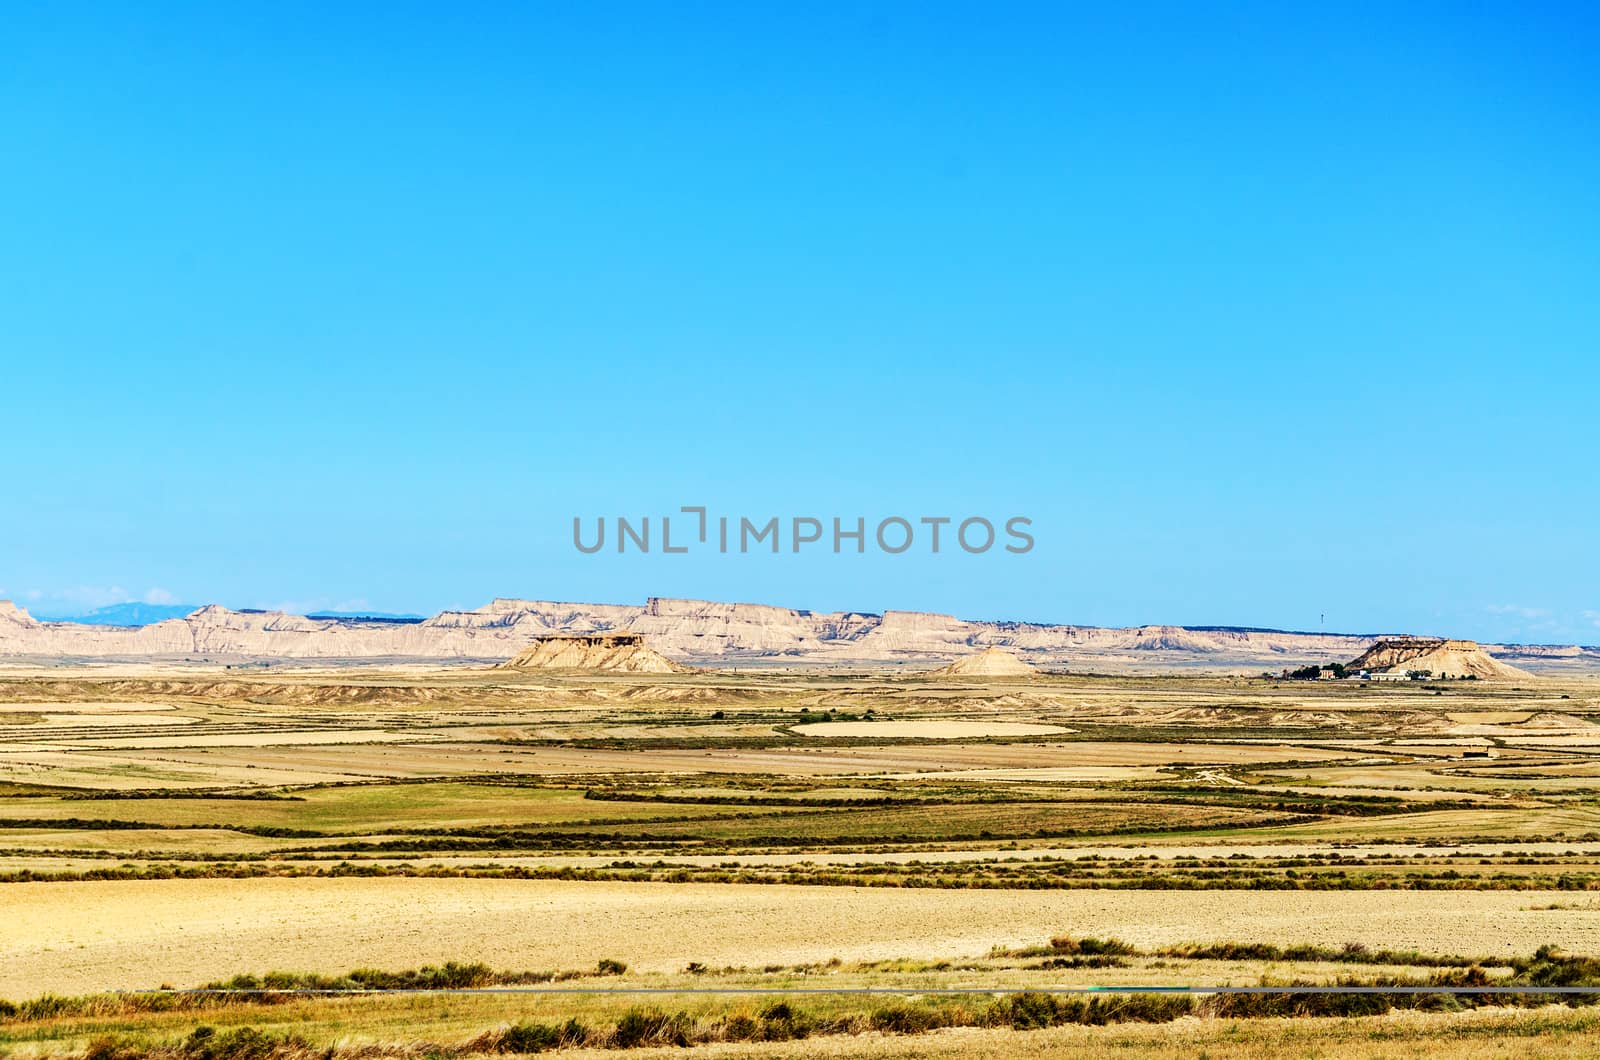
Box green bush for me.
[82,1037,142,1060]
[1098,994,1192,1023]
[179,1026,308,1060]
[721,1013,760,1041]
[611,1009,689,1048]
[987,992,1192,1029]
[755,1001,812,1040]
[994,991,1059,1030]
[18,994,73,1020]
[497,1022,563,1053]
[1048,936,1135,956]
[868,1003,946,1034]
[1511,946,1600,987]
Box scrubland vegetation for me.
[11,941,1600,1057]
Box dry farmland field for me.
[6,664,1600,1057]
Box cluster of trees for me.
[1278,664,1480,683]
[1285,663,1347,681]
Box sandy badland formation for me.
[500,632,690,673]
[0,596,1589,674]
[926,646,1038,677]
[1348,637,1534,680]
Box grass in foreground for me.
[9,943,1600,1057]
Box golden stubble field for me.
[7,877,1600,996]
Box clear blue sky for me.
[3,3,1597,643]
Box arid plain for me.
[7,661,1600,1056]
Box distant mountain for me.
[39,602,200,627]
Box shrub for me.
[179,1026,308,1060]
[1099,994,1191,1023]
[1209,989,1394,1019]
[1048,936,1135,956]
[994,991,1059,1030]
[721,1013,761,1041]
[1511,947,1600,987]
[868,1003,946,1034]
[18,994,72,1020]
[352,962,494,990]
[756,1001,812,1040]
[83,1037,141,1060]
[611,1009,689,1048]
[498,1022,562,1053]
[205,962,498,992]
[986,992,1191,1029]
[1039,955,1129,969]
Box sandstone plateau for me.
[0,597,1591,675]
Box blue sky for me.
[3,3,1596,643]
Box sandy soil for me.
[870,766,1170,781]
[463,741,1365,776]
[6,878,1599,996]
[2,701,182,713]
[1448,711,1539,724]
[2,728,448,751]
[20,714,198,728]
[796,720,1072,738]
[0,737,1368,790]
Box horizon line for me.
[7,595,1592,650]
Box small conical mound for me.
[501,632,691,673]
[926,646,1036,677]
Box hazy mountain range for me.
[35,604,426,627]
[33,603,201,626]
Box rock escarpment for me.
[0,596,1583,674]
[499,632,689,673]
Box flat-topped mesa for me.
[499,631,691,673]
[1349,636,1453,666]
[537,632,644,648]
[1347,636,1533,681]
